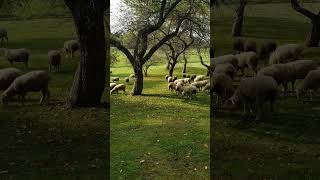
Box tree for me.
[182,52,188,74]
[143,53,160,77]
[111,0,206,95]
[291,0,320,47]
[64,0,108,107]
[232,0,247,37]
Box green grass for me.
[0,18,108,179]
[212,3,320,179]
[111,51,210,178]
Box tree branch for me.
[291,0,316,20]
[110,37,135,66]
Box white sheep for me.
[228,75,278,120]
[1,48,29,68]
[202,83,210,93]
[0,68,23,91]
[63,40,80,58]
[168,82,176,92]
[235,51,259,75]
[110,83,117,90]
[1,70,50,105]
[259,40,277,58]
[269,44,304,64]
[129,74,135,78]
[211,73,235,104]
[194,75,206,82]
[48,50,62,72]
[110,84,126,94]
[210,54,238,69]
[181,85,197,99]
[213,63,237,79]
[168,76,174,83]
[111,77,120,82]
[296,69,320,101]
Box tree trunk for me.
[67,3,106,107]
[132,63,144,95]
[232,0,247,37]
[169,61,177,76]
[182,53,187,74]
[166,62,171,70]
[306,16,320,47]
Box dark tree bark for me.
[182,52,187,74]
[169,60,177,76]
[291,0,320,47]
[64,0,108,107]
[232,0,247,37]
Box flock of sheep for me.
[0,27,81,105]
[209,38,320,120]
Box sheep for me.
[0,48,29,68]
[181,85,197,99]
[194,75,206,82]
[228,75,278,120]
[168,77,174,83]
[210,54,238,69]
[110,83,117,90]
[211,73,235,104]
[48,50,62,72]
[235,51,259,75]
[130,74,135,78]
[0,68,23,91]
[63,40,80,58]
[175,82,185,95]
[111,77,120,82]
[190,74,197,81]
[110,84,126,94]
[192,80,209,90]
[168,82,176,92]
[0,28,8,45]
[296,69,320,101]
[233,38,257,53]
[269,44,304,64]
[244,40,257,53]
[259,40,277,58]
[202,83,210,93]
[124,77,129,83]
[213,63,237,79]
[258,60,318,95]
[172,76,177,81]
[165,75,170,80]
[1,70,50,105]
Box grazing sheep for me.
[296,69,320,101]
[192,80,209,90]
[1,48,29,68]
[181,85,197,99]
[211,73,235,104]
[190,74,197,81]
[228,75,278,120]
[213,63,237,79]
[1,70,50,105]
[48,50,62,72]
[202,83,210,93]
[165,75,170,80]
[269,44,304,64]
[0,68,23,91]
[175,82,185,95]
[172,76,177,81]
[210,54,238,69]
[258,60,318,94]
[130,74,135,78]
[0,28,8,45]
[168,76,174,83]
[168,82,176,92]
[260,40,277,58]
[110,83,117,90]
[235,51,259,75]
[110,84,126,94]
[111,77,120,82]
[63,40,80,58]
[194,75,206,82]
[124,77,129,83]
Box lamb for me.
[269,44,304,64]
[63,40,80,58]
[110,84,126,94]
[1,70,50,105]
[111,77,120,82]
[48,50,62,72]
[168,82,176,92]
[210,54,238,69]
[259,40,277,58]
[110,83,117,90]
[235,51,259,75]
[228,75,278,120]
[296,69,320,101]
[213,63,237,79]
[181,85,197,99]
[194,75,206,82]
[211,73,234,104]
[258,60,318,94]
[1,48,29,68]
[0,68,23,91]
[0,28,8,45]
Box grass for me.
[110,51,210,178]
[212,2,320,179]
[0,18,108,179]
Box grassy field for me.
[212,2,320,179]
[110,51,210,179]
[0,18,108,179]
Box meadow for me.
[212,2,320,178]
[0,18,108,179]
[110,51,210,179]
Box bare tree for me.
[291,0,320,47]
[232,0,247,37]
[64,0,108,107]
